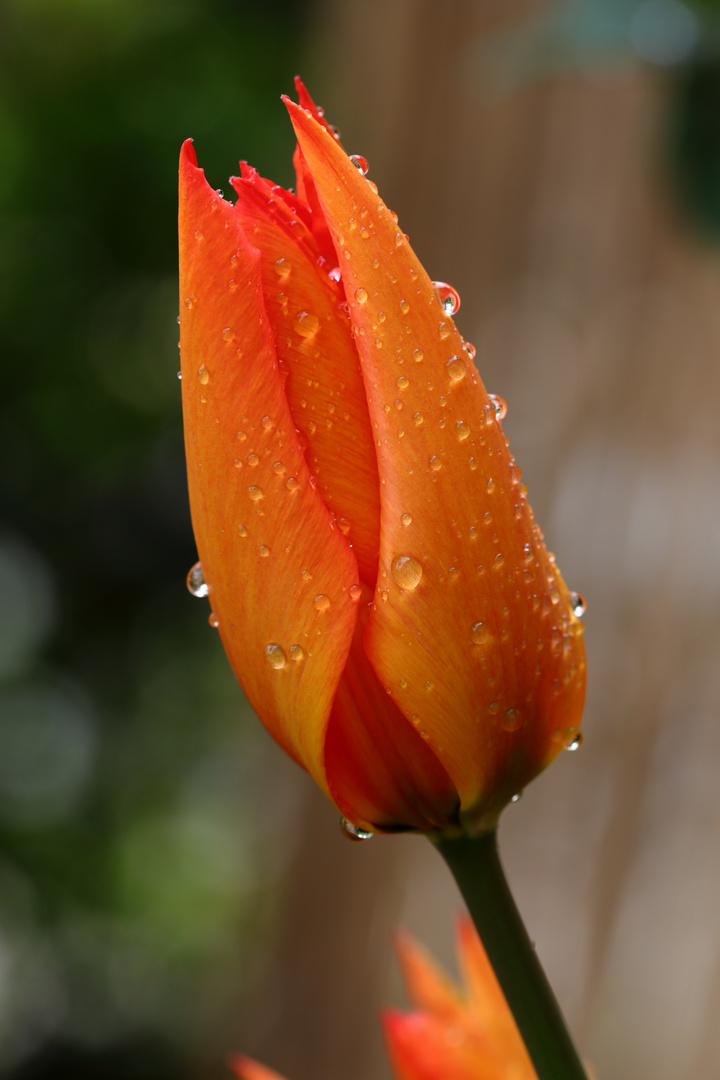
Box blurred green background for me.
[3,0,720,1078]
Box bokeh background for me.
[3,0,720,1077]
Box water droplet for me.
[294,310,320,338]
[314,594,331,613]
[412,348,423,363]
[340,818,373,842]
[300,568,312,582]
[349,154,369,174]
[456,420,470,441]
[502,708,522,732]
[486,478,496,494]
[428,455,442,472]
[289,644,305,662]
[186,561,208,598]
[237,429,247,442]
[438,321,452,340]
[399,299,410,315]
[265,643,286,669]
[488,393,507,420]
[510,791,523,803]
[570,592,586,618]
[391,554,423,590]
[470,622,493,646]
[238,525,248,538]
[259,545,270,558]
[208,613,219,628]
[222,327,236,343]
[197,364,209,385]
[176,371,182,380]
[355,287,368,304]
[286,477,299,492]
[274,257,291,279]
[433,281,461,315]
[488,701,500,716]
[261,415,273,431]
[328,266,342,283]
[413,411,424,426]
[566,732,583,752]
[446,356,466,382]
[349,584,362,601]
[401,512,413,527]
[248,486,264,501]
[247,453,259,467]
[397,375,409,390]
[464,340,476,360]
[272,461,286,476]
[337,517,351,535]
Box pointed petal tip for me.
[179,138,197,168]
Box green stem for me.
[433,830,587,1080]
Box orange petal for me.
[382,1010,498,1080]
[324,586,459,831]
[229,1055,290,1080]
[285,102,586,825]
[456,916,531,1058]
[393,928,464,1018]
[231,166,381,586]
[179,140,358,799]
[291,77,339,262]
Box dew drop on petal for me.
[433,281,461,315]
[502,708,522,732]
[456,420,470,441]
[349,584,362,601]
[197,364,209,385]
[349,154,369,174]
[238,525,248,538]
[566,732,583,751]
[340,818,373,841]
[511,791,523,803]
[488,393,507,420]
[222,327,236,343]
[391,554,423,590]
[446,355,466,382]
[265,643,286,669]
[274,257,291,280]
[314,594,331,612]
[488,701,500,716]
[259,545,270,558]
[413,411,424,426]
[208,613,219,628]
[570,592,587,618]
[186,561,208,598]
[355,287,368,304]
[294,310,320,338]
[397,375,409,389]
[470,621,493,646]
[401,512,413,527]
[289,644,305,662]
[248,485,264,501]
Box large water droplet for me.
[391,554,423,590]
[488,393,507,420]
[289,644,305,662]
[470,621,493,646]
[349,154,369,174]
[294,310,320,338]
[274,257,291,280]
[355,287,368,304]
[566,732,583,751]
[433,281,461,316]
[265,643,286,669]
[570,592,586,618]
[401,512,413,527]
[197,364,209,385]
[248,486,264,501]
[502,707,522,732]
[186,562,208,598]
[456,420,470,441]
[340,818,373,842]
[314,594,331,612]
[446,356,466,382]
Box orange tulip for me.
[383,917,537,1080]
[179,80,586,835]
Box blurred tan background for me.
[2,1,720,1079]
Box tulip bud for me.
[179,80,585,836]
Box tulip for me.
[179,79,586,836]
[384,917,536,1080]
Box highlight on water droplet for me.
[349,154,369,174]
[294,310,320,338]
[340,817,373,842]
[265,643,286,669]
[314,594,331,612]
[197,364,209,385]
[433,281,461,316]
[355,287,368,304]
[391,554,423,591]
[446,355,466,382]
[510,791,523,803]
[570,592,587,618]
[208,612,219,628]
[566,732,583,751]
[502,707,522,732]
[470,621,493,646]
[186,561,208,598]
[488,393,507,420]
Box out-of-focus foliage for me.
[0,1,308,1076]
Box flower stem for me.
[433,830,588,1080]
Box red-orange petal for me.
[179,139,358,799]
[456,916,531,1054]
[285,102,586,827]
[231,166,381,586]
[393,928,464,1018]
[382,1010,498,1080]
[229,1055,290,1080]
[324,586,459,831]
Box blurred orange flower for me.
[179,80,585,835]
[383,917,536,1080]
